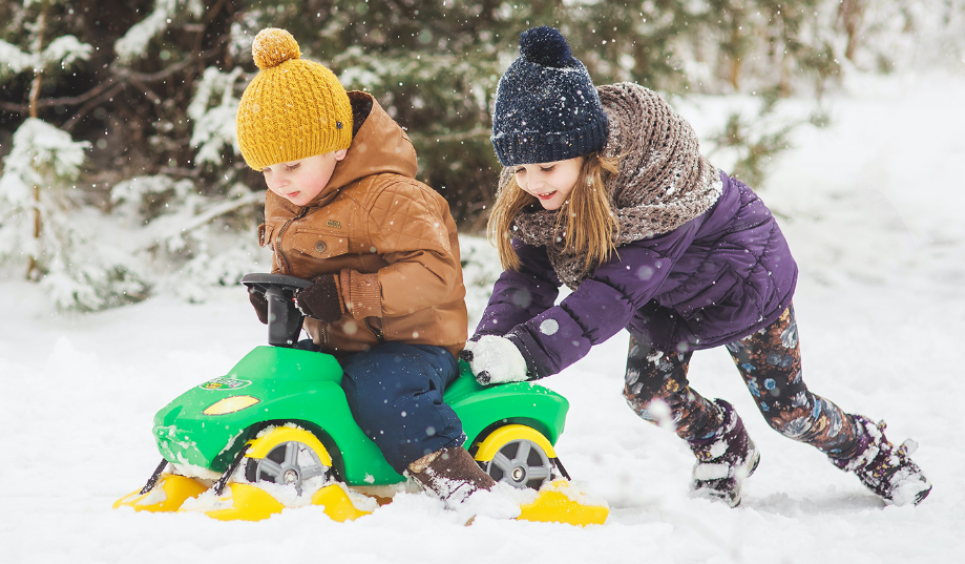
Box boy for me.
[236,28,495,505]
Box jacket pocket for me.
[677,269,756,344]
[290,227,349,259]
[676,268,741,316]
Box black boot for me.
[688,399,761,507]
[831,416,931,506]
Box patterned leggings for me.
[624,304,860,459]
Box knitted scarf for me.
[508,82,723,288]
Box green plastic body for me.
[153,346,568,486]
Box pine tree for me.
[0,0,151,309]
[0,0,93,280]
[0,118,87,278]
[0,117,151,310]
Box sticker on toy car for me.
[199,377,252,390]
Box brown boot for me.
[407,446,496,504]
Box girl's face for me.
[513,156,584,210]
[262,149,348,206]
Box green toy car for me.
[115,273,607,524]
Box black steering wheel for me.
[242,273,313,348]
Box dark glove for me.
[248,288,268,325]
[459,335,528,385]
[294,274,345,323]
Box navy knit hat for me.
[491,26,609,167]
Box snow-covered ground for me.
[2,70,964,563]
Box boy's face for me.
[261,149,348,206]
[512,156,584,210]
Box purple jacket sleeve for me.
[507,221,700,379]
[473,241,561,338]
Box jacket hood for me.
[266,92,419,213]
[325,92,418,192]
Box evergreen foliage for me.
[0,117,149,310]
[1,0,962,310]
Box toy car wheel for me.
[243,426,333,491]
[474,424,558,490]
[245,439,330,494]
[482,438,554,490]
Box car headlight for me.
[202,395,260,416]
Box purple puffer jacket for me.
[474,171,797,379]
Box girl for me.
[462,26,931,507]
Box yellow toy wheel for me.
[473,424,557,490]
[243,426,332,494]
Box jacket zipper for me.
[368,318,385,343]
[275,208,325,347]
[275,208,308,275]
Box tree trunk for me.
[26,1,48,281]
[839,0,866,62]
[728,19,743,91]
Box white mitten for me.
[462,335,528,385]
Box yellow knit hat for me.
[236,28,353,170]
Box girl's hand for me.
[460,335,529,385]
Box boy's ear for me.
[334,148,348,161]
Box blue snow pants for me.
[338,342,465,474]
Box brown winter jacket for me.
[259,92,468,358]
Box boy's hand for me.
[294,274,345,323]
[460,335,529,385]
[248,288,268,325]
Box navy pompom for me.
[519,26,572,68]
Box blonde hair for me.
[488,152,620,273]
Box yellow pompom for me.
[251,28,301,70]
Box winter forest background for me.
[2,0,964,310]
[3,2,965,563]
